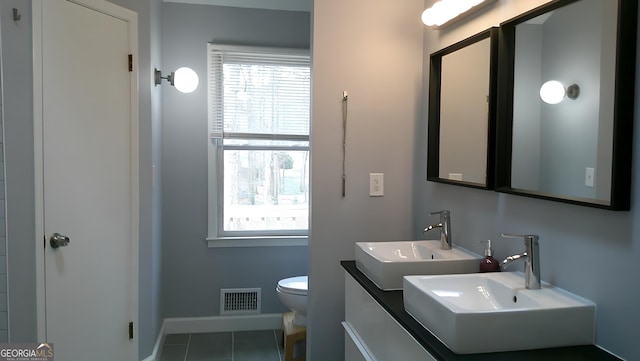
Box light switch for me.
[585,167,595,187]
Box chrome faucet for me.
[501,233,541,290]
[423,210,452,250]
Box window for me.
[207,44,310,244]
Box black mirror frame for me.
[495,0,637,210]
[427,27,499,190]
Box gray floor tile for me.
[234,330,281,361]
[234,346,280,360]
[234,347,280,361]
[160,344,188,361]
[160,329,286,361]
[187,332,233,361]
[235,330,276,346]
[165,333,190,345]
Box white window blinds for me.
[208,45,311,139]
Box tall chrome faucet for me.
[501,233,541,290]
[423,210,452,250]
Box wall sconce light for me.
[421,0,497,28]
[539,80,580,104]
[154,67,199,94]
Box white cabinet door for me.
[386,316,437,361]
[344,323,376,361]
[345,273,439,361]
[345,274,386,360]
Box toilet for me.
[276,276,308,326]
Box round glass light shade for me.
[421,8,438,26]
[173,67,199,94]
[539,80,566,104]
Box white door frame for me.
[32,0,139,350]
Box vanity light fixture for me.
[421,0,497,28]
[539,80,580,104]
[154,67,199,94]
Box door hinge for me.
[128,54,133,72]
[43,235,46,249]
[129,321,133,339]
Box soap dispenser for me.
[479,240,501,273]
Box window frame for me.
[206,44,310,247]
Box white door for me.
[35,0,138,360]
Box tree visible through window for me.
[208,45,310,237]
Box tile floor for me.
[159,330,286,361]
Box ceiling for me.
[163,0,311,12]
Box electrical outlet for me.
[585,167,595,187]
[369,173,384,197]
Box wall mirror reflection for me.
[496,0,636,210]
[427,27,498,189]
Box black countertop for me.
[341,260,621,361]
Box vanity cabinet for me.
[342,260,621,361]
[343,273,437,361]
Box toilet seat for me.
[277,276,307,296]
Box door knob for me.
[50,233,70,248]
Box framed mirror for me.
[427,28,499,189]
[496,0,637,210]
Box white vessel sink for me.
[355,240,481,290]
[403,272,596,354]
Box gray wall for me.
[512,24,542,191]
[0,0,163,358]
[419,1,640,359]
[310,0,424,359]
[160,4,309,318]
[149,0,164,357]
[1,0,37,342]
[0,14,7,342]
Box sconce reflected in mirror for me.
[496,0,637,210]
[154,67,199,93]
[539,80,580,104]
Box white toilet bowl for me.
[276,276,308,326]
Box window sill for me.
[206,235,308,248]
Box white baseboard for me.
[140,322,165,361]
[164,313,282,334]
[141,314,283,361]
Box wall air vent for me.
[220,288,261,315]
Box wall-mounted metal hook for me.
[13,8,22,22]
